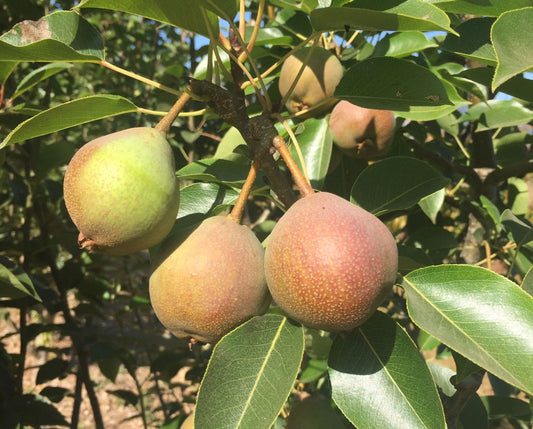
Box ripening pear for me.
[329,101,396,159]
[63,127,180,255]
[264,192,397,332]
[149,216,271,344]
[279,46,343,114]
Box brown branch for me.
[485,159,533,185]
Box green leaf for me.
[456,100,533,132]
[177,154,252,186]
[457,67,533,103]
[77,0,219,37]
[417,329,441,352]
[522,266,533,296]
[10,62,73,101]
[336,57,453,112]
[328,311,446,429]
[508,177,529,216]
[480,195,502,232]
[177,183,240,219]
[289,117,332,190]
[311,0,455,34]
[441,17,496,66]
[480,396,532,421]
[418,188,445,224]
[107,389,138,406]
[299,359,328,383]
[491,8,533,90]
[195,314,304,429]
[373,31,438,58]
[451,350,483,384]
[0,260,41,301]
[501,209,533,247]
[0,62,18,84]
[402,265,533,395]
[351,156,450,215]
[0,95,138,148]
[39,386,71,403]
[0,11,104,62]
[430,0,533,16]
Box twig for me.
[442,371,485,429]
[155,91,192,134]
[228,161,259,224]
[272,135,314,197]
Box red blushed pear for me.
[63,127,180,256]
[279,46,343,115]
[329,100,396,159]
[149,215,271,344]
[264,192,397,332]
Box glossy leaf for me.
[311,0,455,34]
[457,100,533,132]
[177,182,240,219]
[0,11,104,62]
[373,31,438,58]
[177,154,252,186]
[269,0,318,14]
[11,63,72,101]
[77,0,220,37]
[351,156,450,215]
[336,57,452,111]
[492,8,533,89]
[1,95,138,148]
[289,117,332,190]
[441,17,496,66]
[328,311,446,429]
[431,0,533,16]
[403,265,533,395]
[195,314,305,429]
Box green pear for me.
[63,127,180,256]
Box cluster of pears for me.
[279,45,396,158]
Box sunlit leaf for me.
[403,265,533,395]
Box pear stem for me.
[228,161,259,224]
[155,90,192,134]
[272,135,314,197]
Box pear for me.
[329,101,396,158]
[149,216,271,344]
[63,127,179,255]
[264,192,397,332]
[279,46,343,114]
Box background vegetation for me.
[1,0,532,428]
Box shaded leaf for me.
[11,62,73,101]
[336,57,452,111]
[0,11,104,61]
[39,386,71,403]
[311,0,455,34]
[107,389,138,406]
[441,17,496,66]
[177,154,252,186]
[0,260,41,301]
[15,394,69,426]
[195,314,305,429]
[492,8,533,89]
[351,156,450,215]
[1,95,138,148]
[501,209,533,247]
[403,265,533,395]
[328,311,446,429]
[522,266,533,296]
[480,396,531,421]
[36,358,69,385]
